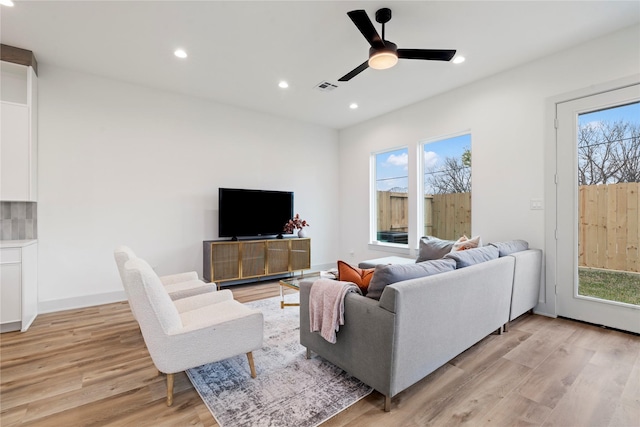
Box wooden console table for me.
[203,238,311,285]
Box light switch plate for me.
[530,199,544,210]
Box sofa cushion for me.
[366,258,457,300]
[450,235,482,251]
[416,236,456,262]
[337,260,374,294]
[489,240,529,256]
[444,245,499,268]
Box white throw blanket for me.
[309,279,361,344]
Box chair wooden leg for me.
[166,373,174,406]
[384,395,391,412]
[306,347,311,359]
[246,352,256,378]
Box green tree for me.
[462,148,471,168]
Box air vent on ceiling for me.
[314,81,338,92]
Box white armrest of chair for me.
[164,279,216,301]
[173,289,234,313]
[177,307,263,335]
[151,307,263,373]
[159,271,199,285]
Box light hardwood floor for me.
[1,282,638,426]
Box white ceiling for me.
[2,1,639,129]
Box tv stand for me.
[203,238,311,285]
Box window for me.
[373,147,409,245]
[422,134,471,240]
[576,101,639,304]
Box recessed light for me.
[278,81,289,89]
[452,56,465,64]
[174,49,187,59]
[0,0,14,6]
[349,103,358,109]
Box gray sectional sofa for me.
[299,247,542,411]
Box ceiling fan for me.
[338,8,457,82]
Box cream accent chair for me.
[123,257,264,406]
[114,246,215,304]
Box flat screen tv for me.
[218,188,294,239]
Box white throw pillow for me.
[450,235,482,252]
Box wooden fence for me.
[579,182,639,273]
[377,192,409,233]
[379,183,639,273]
[425,193,472,240]
[377,191,471,241]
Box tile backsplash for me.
[1,201,37,240]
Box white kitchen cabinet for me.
[1,240,38,332]
[1,57,38,201]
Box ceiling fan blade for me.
[347,10,383,47]
[397,49,456,61]
[338,60,369,82]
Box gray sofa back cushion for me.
[489,240,529,256]
[416,236,456,262]
[367,258,457,300]
[444,245,499,268]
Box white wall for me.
[37,65,339,312]
[36,24,639,314]
[337,25,640,316]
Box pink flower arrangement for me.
[283,214,309,234]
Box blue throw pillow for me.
[444,246,499,268]
[488,240,529,256]
[416,236,456,262]
[366,258,457,300]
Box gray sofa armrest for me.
[508,249,543,321]
[299,280,397,395]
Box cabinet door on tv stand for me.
[266,240,289,274]
[241,241,266,278]
[211,242,240,281]
[290,238,311,271]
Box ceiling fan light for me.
[368,41,399,70]
[369,51,398,70]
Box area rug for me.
[186,295,373,427]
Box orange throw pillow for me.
[337,260,374,295]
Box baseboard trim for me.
[39,290,127,314]
[1,321,21,333]
[533,310,556,318]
